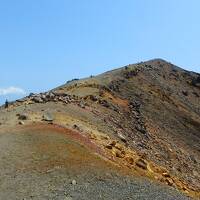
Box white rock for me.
[71,180,77,185]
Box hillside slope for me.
[0,59,199,199]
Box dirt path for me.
[0,124,190,200]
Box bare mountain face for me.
[0,59,199,199]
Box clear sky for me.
[0,0,200,104]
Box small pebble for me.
[71,180,77,185]
[19,121,25,125]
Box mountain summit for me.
[0,59,199,199]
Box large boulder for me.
[43,113,54,122]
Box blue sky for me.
[0,0,200,104]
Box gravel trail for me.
[0,125,190,200]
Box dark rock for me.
[193,92,199,97]
[45,92,55,100]
[130,100,141,110]
[66,78,79,84]
[109,81,120,92]
[166,178,174,186]
[105,144,113,149]
[191,75,200,87]
[18,121,25,125]
[162,172,170,178]
[124,66,128,70]
[182,90,188,96]
[33,96,43,103]
[89,95,98,102]
[73,124,81,131]
[124,69,138,79]
[28,93,35,97]
[135,124,147,134]
[115,150,126,158]
[99,99,110,108]
[18,114,28,120]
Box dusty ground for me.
[0,59,199,199]
[0,124,190,200]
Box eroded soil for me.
[0,123,190,200]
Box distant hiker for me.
[5,99,9,108]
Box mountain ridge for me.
[0,59,199,199]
